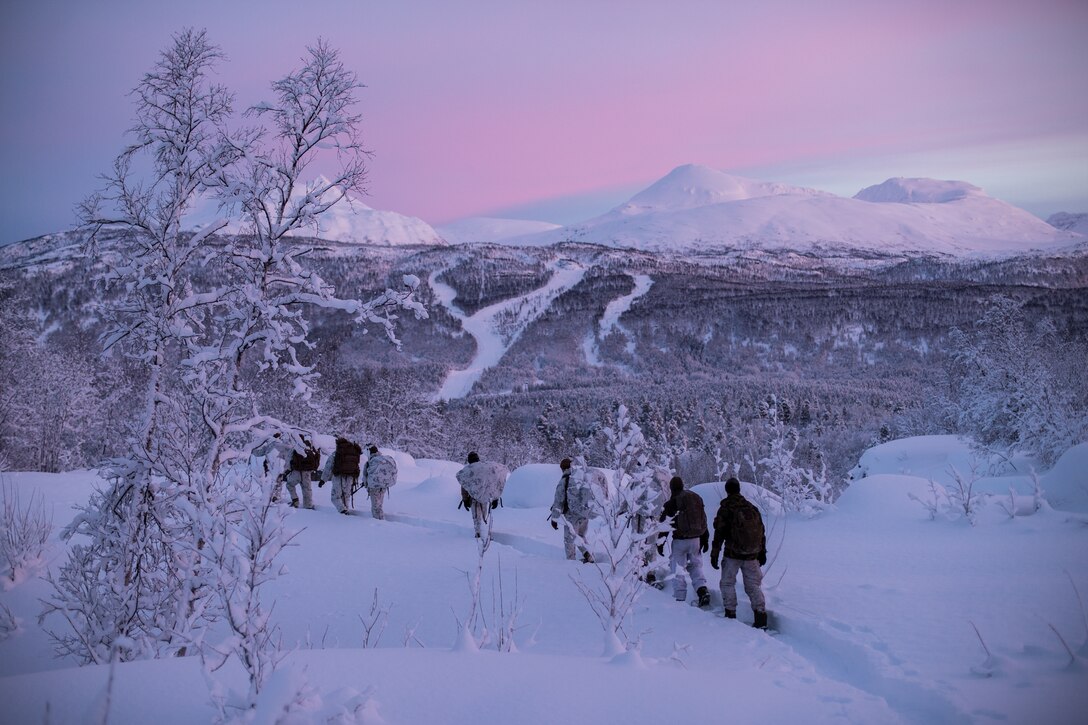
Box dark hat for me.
[466,451,480,463]
[669,476,684,493]
[369,445,379,455]
[725,477,741,495]
[560,458,571,470]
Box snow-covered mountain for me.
[1047,211,1088,236]
[185,176,446,247]
[507,164,1081,257]
[436,216,561,245]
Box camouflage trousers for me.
[720,557,765,612]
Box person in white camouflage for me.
[284,435,320,509]
[321,435,362,515]
[549,458,599,563]
[456,452,509,539]
[363,445,398,520]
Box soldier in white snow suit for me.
[549,458,599,563]
[284,436,320,509]
[321,435,362,515]
[659,476,711,607]
[253,432,289,500]
[456,452,509,539]
[363,445,398,520]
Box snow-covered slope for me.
[2,437,1086,723]
[1047,211,1088,236]
[436,217,561,245]
[507,164,1079,257]
[185,176,446,247]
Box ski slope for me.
[430,260,586,400]
[1,439,1086,723]
[583,273,654,367]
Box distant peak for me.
[621,164,819,214]
[854,178,984,204]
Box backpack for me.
[365,454,398,491]
[291,439,321,472]
[456,461,509,503]
[729,499,765,557]
[673,490,707,539]
[333,438,362,476]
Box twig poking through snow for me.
[1046,623,1077,667]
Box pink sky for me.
[1,0,1086,242]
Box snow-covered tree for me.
[573,405,670,657]
[947,296,1086,466]
[185,37,426,481]
[43,28,242,663]
[200,468,298,712]
[738,397,832,516]
[42,30,425,670]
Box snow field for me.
[1,437,1086,723]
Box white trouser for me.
[286,471,313,508]
[561,516,589,560]
[369,487,387,520]
[669,537,707,601]
[330,474,354,513]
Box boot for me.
[582,551,594,564]
[724,609,736,619]
[697,586,710,608]
[753,610,768,629]
[289,499,299,508]
[645,572,656,586]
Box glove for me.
[317,480,325,488]
[551,519,558,530]
[700,535,709,554]
[710,556,719,570]
[758,551,767,567]
[490,499,499,510]
[657,543,665,557]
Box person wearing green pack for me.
[710,477,768,629]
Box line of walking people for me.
[261,434,769,627]
[261,434,399,520]
[548,457,769,628]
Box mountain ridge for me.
[504,164,1080,257]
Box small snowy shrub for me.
[201,467,299,707]
[359,588,391,649]
[907,480,948,520]
[572,405,671,657]
[1,480,53,585]
[946,464,984,525]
